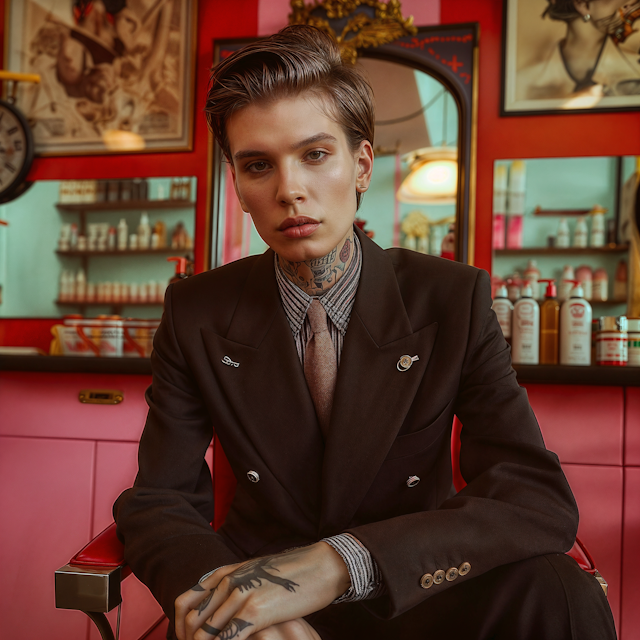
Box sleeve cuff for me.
[322,533,385,603]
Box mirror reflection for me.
[211,58,459,266]
[0,177,196,319]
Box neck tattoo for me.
[280,234,353,297]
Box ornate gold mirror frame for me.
[207,2,478,266]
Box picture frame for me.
[502,0,640,116]
[4,0,198,156]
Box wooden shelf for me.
[514,364,640,386]
[495,245,628,256]
[56,199,194,212]
[56,248,185,257]
[55,300,162,306]
[0,354,152,375]
[532,206,606,216]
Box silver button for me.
[247,470,260,483]
[406,475,420,488]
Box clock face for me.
[0,101,34,200]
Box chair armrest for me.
[55,523,130,613]
[567,536,608,596]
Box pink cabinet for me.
[0,372,163,640]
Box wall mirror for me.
[209,20,478,268]
[0,176,196,319]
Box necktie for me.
[304,299,337,437]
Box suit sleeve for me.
[113,284,242,626]
[346,269,579,619]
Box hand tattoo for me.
[203,618,253,639]
[191,583,206,592]
[196,587,216,616]
[227,557,299,594]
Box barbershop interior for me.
[1,0,639,638]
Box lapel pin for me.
[221,355,240,368]
[397,355,419,372]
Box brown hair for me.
[543,0,581,21]
[205,25,375,206]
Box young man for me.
[114,26,617,640]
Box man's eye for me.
[248,161,268,172]
[307,150,326,161]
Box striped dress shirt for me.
[274,233,384,603]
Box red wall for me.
[3,0,639,350]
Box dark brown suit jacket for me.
[114,228,578,629]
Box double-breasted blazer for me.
[114,227,578,629]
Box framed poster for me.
[4,0,197,155]
[502,0,640,115]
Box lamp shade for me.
[396,147,458,204]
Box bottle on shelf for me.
[506,161,525,249]
[524,259,540,300]
[117,218,128,251]
[573,216,588,247]
[575,265,592,301]
[76,269,87,302]
[512,284,540,365]
[506,272,523,303]
[138,212,151,249]
[596,316,628,366]
[614,260,628,302]
[559,281,592,366]
[491,285,514,342]
[558,265,575,302]
[590,209,606,247]
[168,256,191,283]
[628,318,640,367]
[539,279,560,365]
[592,267,609,302]
[556,218,570,248]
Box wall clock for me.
[0,98,34,202]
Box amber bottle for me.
[539,279,560,365]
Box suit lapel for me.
[319,231,438,536]
[201,250,324,532]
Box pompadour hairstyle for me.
[205,25,375,206]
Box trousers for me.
[307,553,617,640]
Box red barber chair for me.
[55,419,606,640]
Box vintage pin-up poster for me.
[5,0,196,154]
[503,0,640,114]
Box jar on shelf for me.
[596,316,628,366]
[628,318,640,367]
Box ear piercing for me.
[583,13,591,22]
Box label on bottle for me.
[492,300,512,339]
[512,300,539,364]
[628,333,640,366]
[560,302,591,365]
[596,332,628,366]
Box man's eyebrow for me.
[233,133,338,161]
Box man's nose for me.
[276,165,306,206]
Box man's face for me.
[227,92,373,263]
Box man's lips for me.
[279,216,320,239]
[278,216,319,231]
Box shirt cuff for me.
[322,533,385,603]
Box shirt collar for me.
[275,232,362,337]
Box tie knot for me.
[307,299,328,334]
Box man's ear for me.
[229,164,250,213]
[355,140,374,192]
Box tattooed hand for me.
[175,542,349,640]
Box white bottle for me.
[556,218,570,248]
[76,269,87,302]
[117,218,128,251]
[590,211,605,247]
[138,212,151,249]
[573,216,588,247]
[524,260,540,300]
[560,283,592,366]
[558,265,575,302]
[512,284,540,364]
[492,285,514,340]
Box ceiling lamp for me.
[396,146,458,205]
